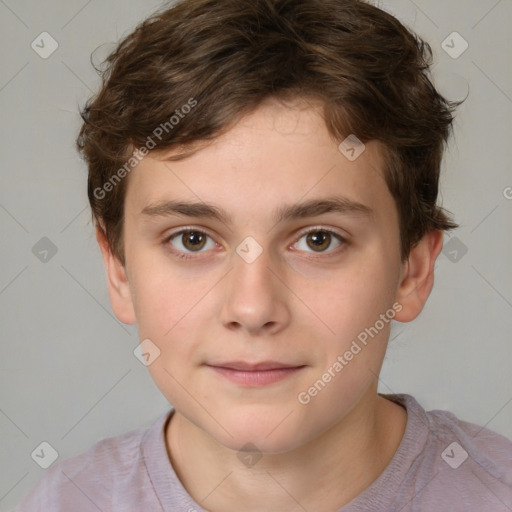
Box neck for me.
[165,390,407,512]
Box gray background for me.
[0,0,511,509]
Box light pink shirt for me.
[17,394,512,511]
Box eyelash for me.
[162,226,348,261]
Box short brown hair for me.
[77,0,460,265]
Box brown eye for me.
[306,231,332,252]
[294,229,344,254]
[181,231,207,251]
[167,229,216,255]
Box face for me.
[107,98,413,454]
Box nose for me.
[219,243,291,336]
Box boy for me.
[18,0,512,510]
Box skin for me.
[97,97,443,511]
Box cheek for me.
[130,265,214,369]
[128,244,220,332]
[302,253,397,339]
[129,270,185,345]
[128,245,201,323]
[132,276,171,333]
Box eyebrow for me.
[141,196,374,225]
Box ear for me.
[394,230,444,323]
[95,226,137,325]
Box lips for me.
[207,361,304,371]
[206,361,306,386]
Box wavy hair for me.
[77,0,460,264]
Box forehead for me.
[124,98,396,228]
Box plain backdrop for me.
[0,0,511,509]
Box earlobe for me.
[95,226,137,325]
[394,230,444,323]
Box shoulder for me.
[16,413,169,512]
[425,402,512,477]
[396,394,512,510]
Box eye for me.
[293,228,346,254]
[165,229,217,258]
[164,226,347,260]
